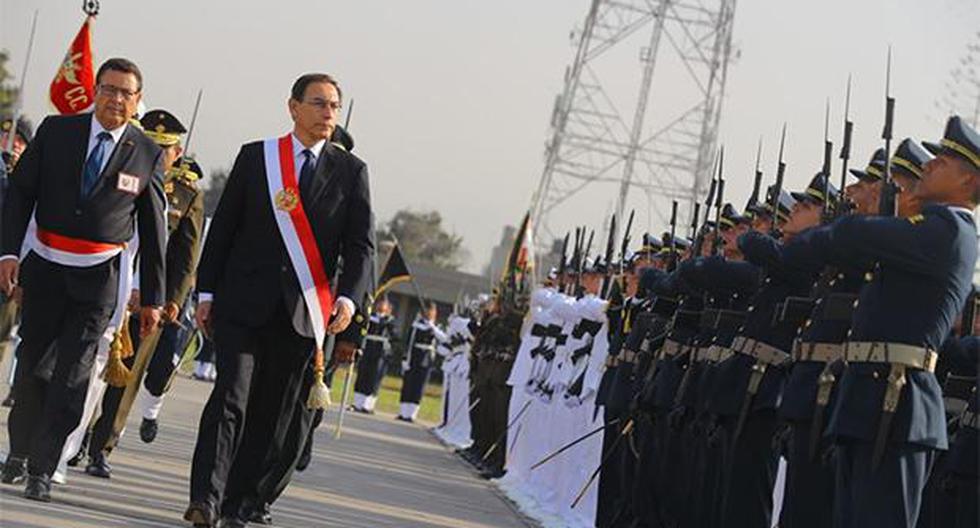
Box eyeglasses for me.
[97,84,140,101]
[302,98,342,112]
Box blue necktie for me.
[299,149,315,204]
[82,131,113,198]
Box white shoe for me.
[52,469,67,485]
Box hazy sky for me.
[2,0,979,272]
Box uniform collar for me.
[291,133,326,160]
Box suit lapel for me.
[91,124,137,196]
[71,114,94,192]
[308,142,337,206]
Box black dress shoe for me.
[24,474,52,502]
[84,453,112,479]
[184,501,218,527]
[1,456,27,484]
[248,502,273,525]
[140,418,159,443]
[480,467,506,480]
[1,392,13,407]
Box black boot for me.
[139,418,158,443]
[84,452,112,479]
[1,456,27,485]
[183,501,218,528]
[24,473,52,502]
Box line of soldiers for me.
[473,114,979,528]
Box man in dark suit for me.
[0,57,167,502]
[184,72,373,528]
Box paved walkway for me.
[0,358,534,528]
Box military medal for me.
[275,187,300,212]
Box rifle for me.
[748,138,763,210]
[600,214,617,298]
[821,99,835,222]
[620,209,635,271]
[556,231,570,279]
[689,202,701,240]
[711,147,725,256]
[769,124,788,236]
[667,200,678,271]
[839,76,854,217]
[878,48,898,217]
[692,176,717,257]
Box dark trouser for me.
[483,358,512,472]
[779,420,835,528]
[469,359,489,454]
[88,351,137,457]
[189,301,313,510]
[353,342,386,397]
[196,336,215,363]
[630,412,665,528]
[399,350,432,405]
[834,439,935,528]
[717,409,780,528]
[143,308,192,396]
[595,402,623,528]
[7,253,118,477]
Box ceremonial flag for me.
[501,210,534,282]
[50,17,96,115]
[375,244,412,298]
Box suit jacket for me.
[197,139,374,336]
[1,113,167,305]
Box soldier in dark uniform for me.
[777,141,930,528]
[80,109,204,478]
[702,175,829,528]
[784,116,979,527]
[469,293,524,479]
[0,116,33,407]
[352,296,398,414]
[398,303,447,422]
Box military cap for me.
[849,148,887,182]
[331,125,355,152]
[167,157,202,183]
[632,233,662,257]
[657,233,691,255]
[923,115,980,172]
[791,172,839,206]
[720,203,750,229]
[140,109,187,147]
[584,256,608,275]
[757,187,796,222]
[0,115,33,143]
[890,138,932,180]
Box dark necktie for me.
[82,131,113,198]
[299,149,315,205]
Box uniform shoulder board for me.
[907,214,925,225]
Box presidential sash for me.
[262,135,334,349]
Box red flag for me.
[49,17,96,115]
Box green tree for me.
[202,168,229,216]
[0,50,19,115]
[377,209,468,270]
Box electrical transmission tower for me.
[936,31,980,128]
[530,0,738,242]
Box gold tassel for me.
[306,347,332,410]
[102,321,132,388]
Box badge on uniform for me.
[117,172,140,194]
[275,187,300,212]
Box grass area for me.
[178,337,445,424]
[328,369,444,424]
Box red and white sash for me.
[31,227,125,267]
[262,135,334,347]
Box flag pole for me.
[3,9,38,157]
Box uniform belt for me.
[413,344,436,352]
[738,338,790,366]
[961,410,979,430]
[792,341,845,363]
[606,355,621,368]
[707,345,733,363]
[620,349,638,363]
[365,335,388,343]
[660,339,685,358]
[844,342,937,372]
